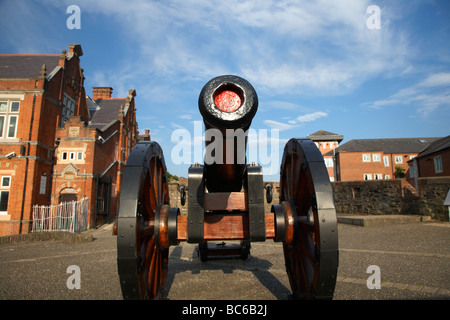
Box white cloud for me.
[362,72,450,115]
[264,111,328,131]
[263,120,296,131]
[418,73,450,87]
[296,111,328,123]
[37,0,412,97]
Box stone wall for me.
[415,177,450,220]
[331,180,405,215]
[168,181,281,216]
[332,177,450,221]
[168,177,450,221]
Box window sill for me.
[0,214,11,221]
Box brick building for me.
[334,137,442,182]
[307,130,343,181]
[52,87,138,228]
[408,135,450,190]
[0,44,139,236]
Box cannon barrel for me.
[198,75,258,192]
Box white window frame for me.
[363,174,372,180]
[0,176,11,215]
[62,152,68,161]
[384,175,390,180]
[324,158,333,168]
[383,156,389,167]
[7,115,18,138]
[0,100,20,139]
[373,154,381,162]
[363,154,371,162]
[395,156,403,164]
[69,152,75,160]
[434,155,443,173]
[1,176,11,188]
[77,152,83,161]
[374,173,383,180]
[0,115,5,138]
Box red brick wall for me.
[336,151,418,181]
[416,149,450,177]
[0,47,87,236]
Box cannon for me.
[116,75,339,300]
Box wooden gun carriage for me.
[116,75,339,300]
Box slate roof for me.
[88,98,126,129]
[308,130,344,142]
[0,55,61,78]
[335,137,443,154]
[413,135,450,159]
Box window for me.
[69,152,75,160]
[7,116,18,138]
[61,94,76,126]
[434,156,443,173]
[0,176,11,214]
[395,156,403,164]
[77,152,83,160]
[384,175,390,180]
[383,156,389,167]
[410,166,415,178]
[0,116,4,138]
[374,174,383,180]
[62,152,68,160]
[363,154,371,162]
[324,158,333,167]
[2,177,10,188]
[364,174,372,180]
[373,154,381,162]
[0,100,20,139]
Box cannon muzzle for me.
[199,75,258,130]
[198,75,258,192]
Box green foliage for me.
[167,171,179,181]
[394,166,406,179]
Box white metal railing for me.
[32,198,89,233]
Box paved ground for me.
[0,219,449,301]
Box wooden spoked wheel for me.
[280,139,339,299]
[117,142,170,300]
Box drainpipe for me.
[19,94,36,234]
[413,158,420,196]
[94,174,99,228]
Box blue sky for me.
[1,0,449,179]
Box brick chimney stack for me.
[92,87,113,100]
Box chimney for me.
[142,129,151,141]
[58,49,67,67]
[68,44,83,57]
[92,87,113,100]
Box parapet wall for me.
[332,177,450,221]
[167,177,450,221]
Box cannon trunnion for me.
[117,75,339,300]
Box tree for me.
[167,171,179,181]
[394,166,406,179]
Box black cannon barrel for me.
[199,75,258,130]
[198,75,258,192]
